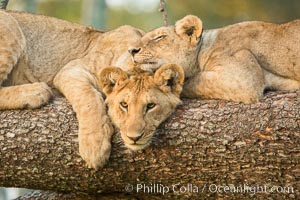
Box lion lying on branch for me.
[0,10,184,169]
[130,15,300,103]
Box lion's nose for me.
[128,48,141,56]
[127,133,143,142]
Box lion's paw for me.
[20,82,53,109]
[79,123,113,169]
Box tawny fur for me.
[99,64,184,151]
[130,15,300,103]
[0,10,145,169]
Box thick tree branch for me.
[0,91,299,199]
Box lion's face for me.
[99,64,184,150]
[128,15,203,77]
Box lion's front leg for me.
[54,64,114,169]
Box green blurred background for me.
[7,0,300,31]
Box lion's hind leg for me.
[263,69,300,91]
[0,11,26,84]
[182,50,265,104]
[0,11,53,110]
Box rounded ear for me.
[154,64,185,96]
[175,15,203,45]
[98,67,128,95]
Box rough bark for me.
[0,91,299,199]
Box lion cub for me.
[130,15,300,103]
[99,64,184,150]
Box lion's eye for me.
[120,102,128,110]
[153,35,166,42]
[146,103,156,111]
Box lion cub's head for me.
[99,64,184,150]
[128,15,203,77]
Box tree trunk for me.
[159,0,169,26]
[81,0,106,29]
[0,91,299,199]
[0,0,9,9]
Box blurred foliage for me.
[7,0,300,30]
[167,0,300,28]
[38,0,82,23]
